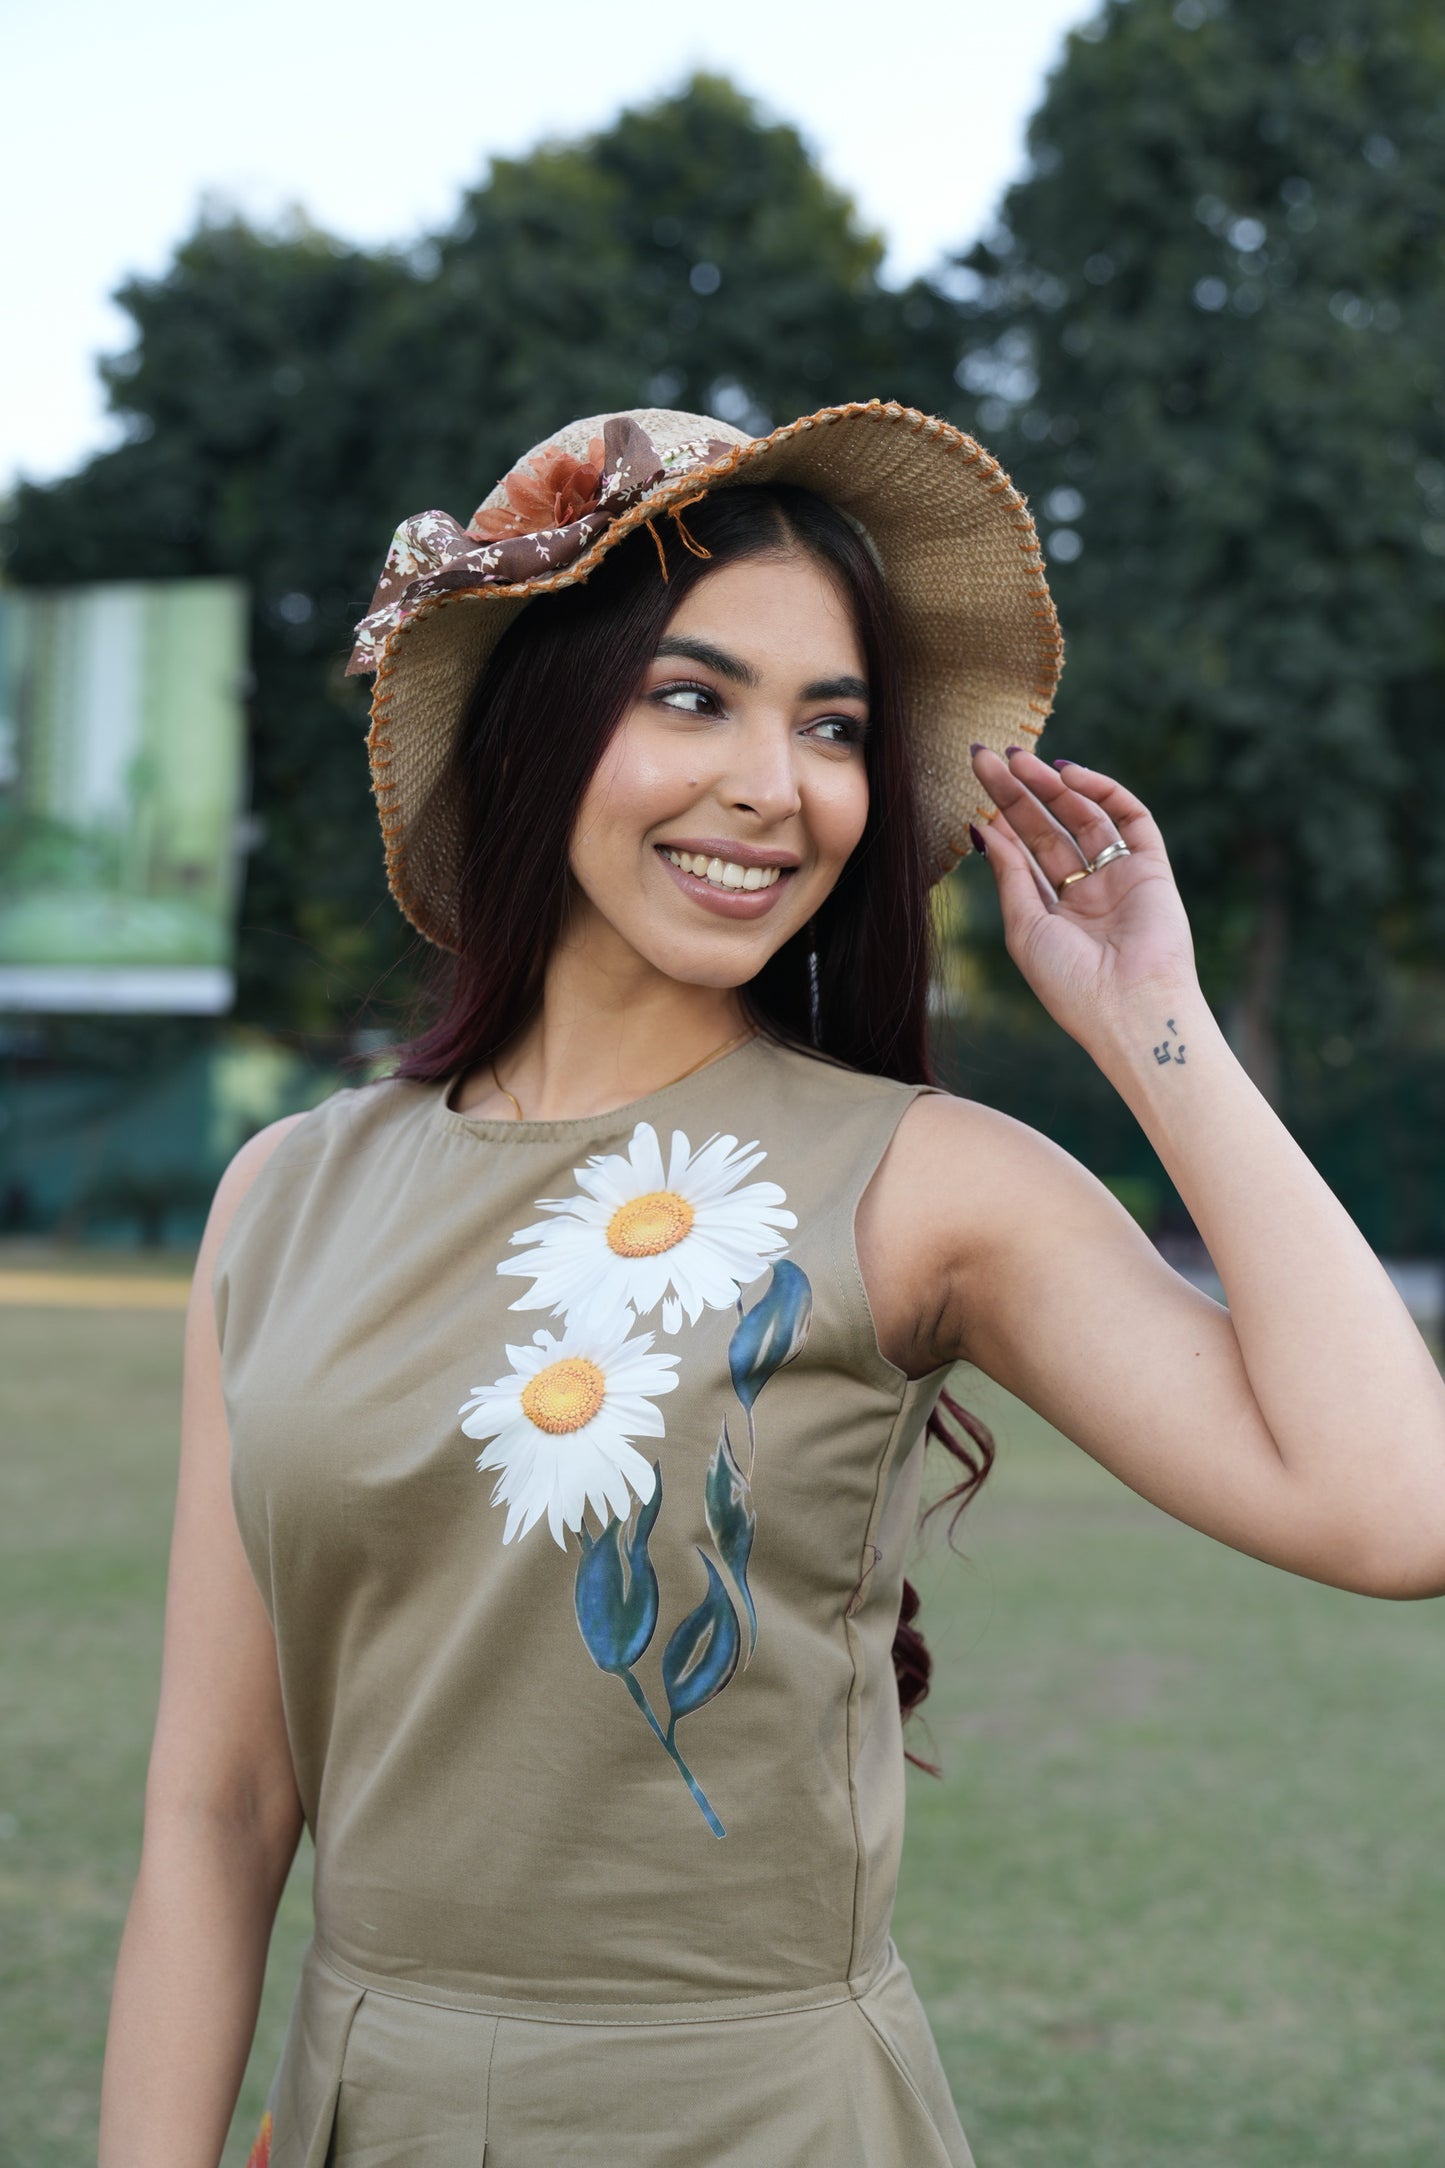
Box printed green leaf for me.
[573,1466,662,1675]
[728,1259,813,1415]
[704,1419,757,1658]
[661,1552,740,1735]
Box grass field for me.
[4,1300,1444,2166]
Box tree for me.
[950,0,1445,1104]
[4,76,965,1035]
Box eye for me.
[806,714,869,748]
[652,679,723,717]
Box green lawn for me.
[4,1306,1443,2165]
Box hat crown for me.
[473,408,752,517]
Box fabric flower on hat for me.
[345,414,738,677]
[470,437,607,540]
[498,1120,796,1336]
[459,1294,679,1548]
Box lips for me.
[654,846,795,920]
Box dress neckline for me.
[434,1029,772,1143]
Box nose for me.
[721,717,803,827]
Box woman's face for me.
[566,548,872,989]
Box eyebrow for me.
[654,635,758,686]
[802,674,869,704]
[653,636,868,707]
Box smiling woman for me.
[99,404,1445,2168]
[421,478,930,1085]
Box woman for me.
[99,402,1445,2167]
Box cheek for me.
[570,721,693,875]
[572,730,651,851]
[810,764,871,866]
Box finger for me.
[1006,746,1128,869]
[978,810,1058,922]
[970,743,1102,890]
[1048,757,1170,860]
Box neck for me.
[462,914,752,1123]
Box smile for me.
[662,849,782,892]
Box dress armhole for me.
[211,1090,356,1350]
[838,1084,953,1404]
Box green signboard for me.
[0,578,248,1011]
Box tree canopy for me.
[4,75,964,1031]
[954,0,1445,1101]
[7,26,1445,1132]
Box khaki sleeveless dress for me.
[216,1031,976,2167]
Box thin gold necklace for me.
[489,1025,757,1122]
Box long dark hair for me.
[382,483,995,1767]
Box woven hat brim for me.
[367,400,1062,952]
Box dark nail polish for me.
[967,823,987,857]
[1005,744,1021,758]
[969,741,985,755]
[1051,756,1076,770]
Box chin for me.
[630,915,793,986]
[645,942,775,991]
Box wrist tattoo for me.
[1151,1016,1187,1067]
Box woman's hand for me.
[968,743,1200,1047]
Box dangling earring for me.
[807,918,822,1047]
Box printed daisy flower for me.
[459,1296,679,1548]
[498,1122,797,1335]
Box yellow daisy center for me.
[521,1356,607,1434]
[606,1189,695,1258]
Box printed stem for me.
[621,1667,667,1744]
[735,1294,759,1477]
[664,1720,727,1839]
[620,1672,726,1837]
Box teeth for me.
[664,849,782,891]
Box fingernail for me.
[1005,744,1022,758]
[967,823,987,857]
[969,741,985,755]
[1051,756,1079,770]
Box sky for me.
[2,0,1094,494]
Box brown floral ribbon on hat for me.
[346,416,738,676]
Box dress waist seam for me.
[312,1931,897,2028]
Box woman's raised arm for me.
[99,1115,308,2168]
[861,747,1445,1599]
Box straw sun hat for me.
[346,399,1064,952]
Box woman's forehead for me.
[659,554,866,672]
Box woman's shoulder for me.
[216,1079,383,1190]
[747,1033,931,1116]
[209,1076,434,1256]
[860,1081,1128,1305]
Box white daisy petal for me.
[627,1123,668,1188]
[682,1135,764,1197]
[573,1162,635,1209]
[459,1387,526,1440]
[662,1295,683,1334]
[602,1345,677,1390]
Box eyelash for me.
[650,679,868,747]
